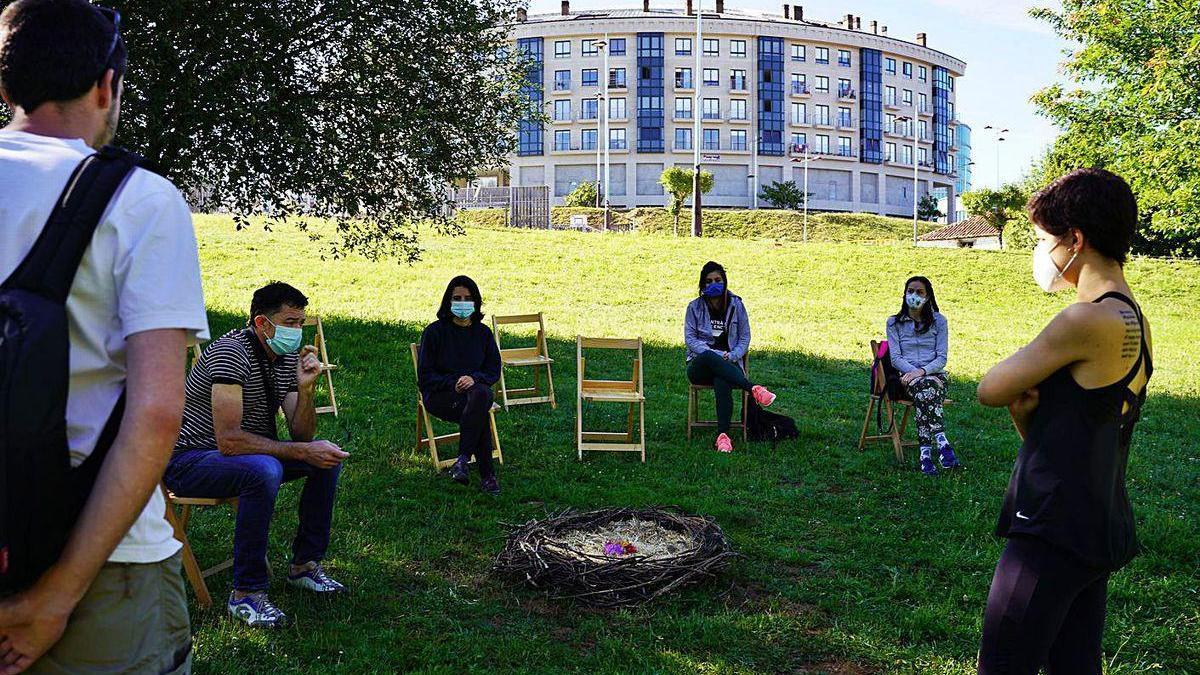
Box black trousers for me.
[686,350,753,434]
[978,535,1110,675]
[423,383,495,477]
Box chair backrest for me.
[576,336,643,393]
[409,342,421,381]
[304,314,332,366]
[491,312,549,361]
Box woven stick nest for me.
[493,507,736,608]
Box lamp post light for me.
[691,0,703,236]
[600,35,611,230]
[795,144,816,241]
[898,112,918,245]
[594,90,605,208]
[982,124,1008,188]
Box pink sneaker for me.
[715,433,733,453]
[751,385,776,407]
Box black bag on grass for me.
[746,399,798,444]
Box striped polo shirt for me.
[176,328,298,450]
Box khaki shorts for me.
[31,551,192,675]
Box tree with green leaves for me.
[0,0,531,261]
[564,181,597,208]
[962,184,1029,248]
[659,166,714,236]
[759,180,807,210]
[1030,0,1200,258]
[918,194,943,222]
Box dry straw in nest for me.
[493,507,737,608]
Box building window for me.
[838,78,853,97]
[902,145,913,165]
[703,128,720,150]
[731,69,747,90]
[582,39,598,56]
[610,68,627,88]
[582,128,598,150]
[902,89,913,106]
[731,129,748,150]
[791,101,806,124]
[815,76,829,93]
[609,97,626,119]
[886,113,897,132]
[838,106,852,127]
[582,69,598,87]
[730,99,747,120]
[675,127,692,150]
[675,37,692,55]
[703,38,719,57]
[919,119,928,139]
[791,44,805,61]
[554,70,571,91]
[675,97,692,118]
[581,98,598,119]
[815,134,830,153]
[730,39,747,58]
[790,132,806,149]
[886,85,897,106]
[816,47,829,64]
[919,146,928,163]
[948,101,955,119]
[675,68,692,89]
[838,136,852,156]
[902,61,913,78]
[885,57,896,74]
[609,38,626,55]
[554,129,571,151]
[554,99,571,121]
[815,104,830,126]
[838,49,851,67]
[555,41,570,58]
[703,68,720,86]
[702,98,721,120]
[609,128,627,149]
[918,65,927,81]
[517,37,544,157]
[885,142,896,161]
[919,92,928,113]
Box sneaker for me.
[480,476,501,496]
[715,433,733,453]
[751,385,776,407]
[448,457,469,485]
[287,562,347,594]
[919,455,939,476]
[228,591,291,629]
[939,445,962,469]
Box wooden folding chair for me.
[162,485,238,609]
[410,343,504,471]
[687,354,750,441]
[576,336,646,462]
[492,313,557,410]
[305,315,340,416]
[857,340,952,464]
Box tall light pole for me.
[798,143,814,241]
[899,109,918,245]
[594,90,604,208]
[601,35,611,230]
[691,0,703,236]
[982,124,1007,188]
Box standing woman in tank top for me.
[975,169,1153,674]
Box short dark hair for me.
[1027,168,1137,265]
[0,0,126,113]
[248,282,308,324]
[437,275,484,323]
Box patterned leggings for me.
[905,374,947,448]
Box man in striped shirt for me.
[164,282,348,629]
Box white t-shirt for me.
[0,130,210,564]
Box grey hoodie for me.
[684,292,751,366]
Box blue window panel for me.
[933,66,952,174]
[757,36,784,156]
[610,38,626,55]
[636,32,665,153]
[858,48,883,164]
[517,37,544,156]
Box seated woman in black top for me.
[976,169,1153,674]
[418,275,503,496]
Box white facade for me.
[504,4,966,217]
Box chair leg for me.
[858,396,877,451]
[896,406,912,465]
[576,392,583,461]
[545,363,558,410]
[162,490,212,609]
[889,402,905,464]
[740,390,749,441]
[422,403,441,470]
[414,404,424,455]
[686,387,695,441]
[639,400,646,463]
[489,409,504,464]
[625,402,635,442]
[498,368,510,411]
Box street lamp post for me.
[601,35,611,230]
[691,0,702,236]
[594,89,604,208]
[982,124,1008,188]
[798,144,814,241]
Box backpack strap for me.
[2,146,142,300]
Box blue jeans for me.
[163,449,341,592]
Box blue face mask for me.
[702,281,726,298]
[450,300,475,320]
[264,319,303,355]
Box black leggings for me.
[423,383,495,477]
[687,350,753,434]
[978,536,1110,674]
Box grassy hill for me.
[187,215,1200,673]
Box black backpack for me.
[746,399,799,444]
[869,340,909,435]
[0,146,141,593]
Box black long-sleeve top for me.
[418,318,502,396]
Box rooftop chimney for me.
[845,13,853,28]
[881,25,888,34]
[783,4,790,19]
[793,5,803,21]
[686,0,693,13]
[916,32,927,47]
[561,0,569,15]
[855,16,861,29]
[643,0,650,11]
[870,20,877,33]
[715,0,724,12]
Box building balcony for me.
[918,106,933,117]
[673,111,693,121]
[729,81,748,93]
[701,111,722,121]
[812,118,834,129]
[551,85,572,96]
[673,81,694,92]
[837,116,854,129]
[838,59,852,68]
[790,84,811,97]
[885,99,901,110]
[608,79,628,91]
[551,114,575,124]
[838,88,857,101]
[727,111,751,123]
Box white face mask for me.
[905,292,926,309]
[1032,237,1078,293]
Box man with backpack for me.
[0,1,208,672]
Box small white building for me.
[917,215,1000,249]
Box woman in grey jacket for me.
[885,275,960,475]
[685,261,776,453]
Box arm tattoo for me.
[1120,309,1140,359]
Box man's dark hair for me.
[1027,168,1138,265]
[698,260,727,296]
[437,275,484,323]
[0,0,126,113]
[893,275,940,335]
[248,282,308,324]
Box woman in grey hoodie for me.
[685,261,777,453]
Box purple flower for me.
[603,541,625,556]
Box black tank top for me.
[994,292,1153,571]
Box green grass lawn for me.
[186,215,1200,674]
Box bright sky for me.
[526,0,1071,189]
